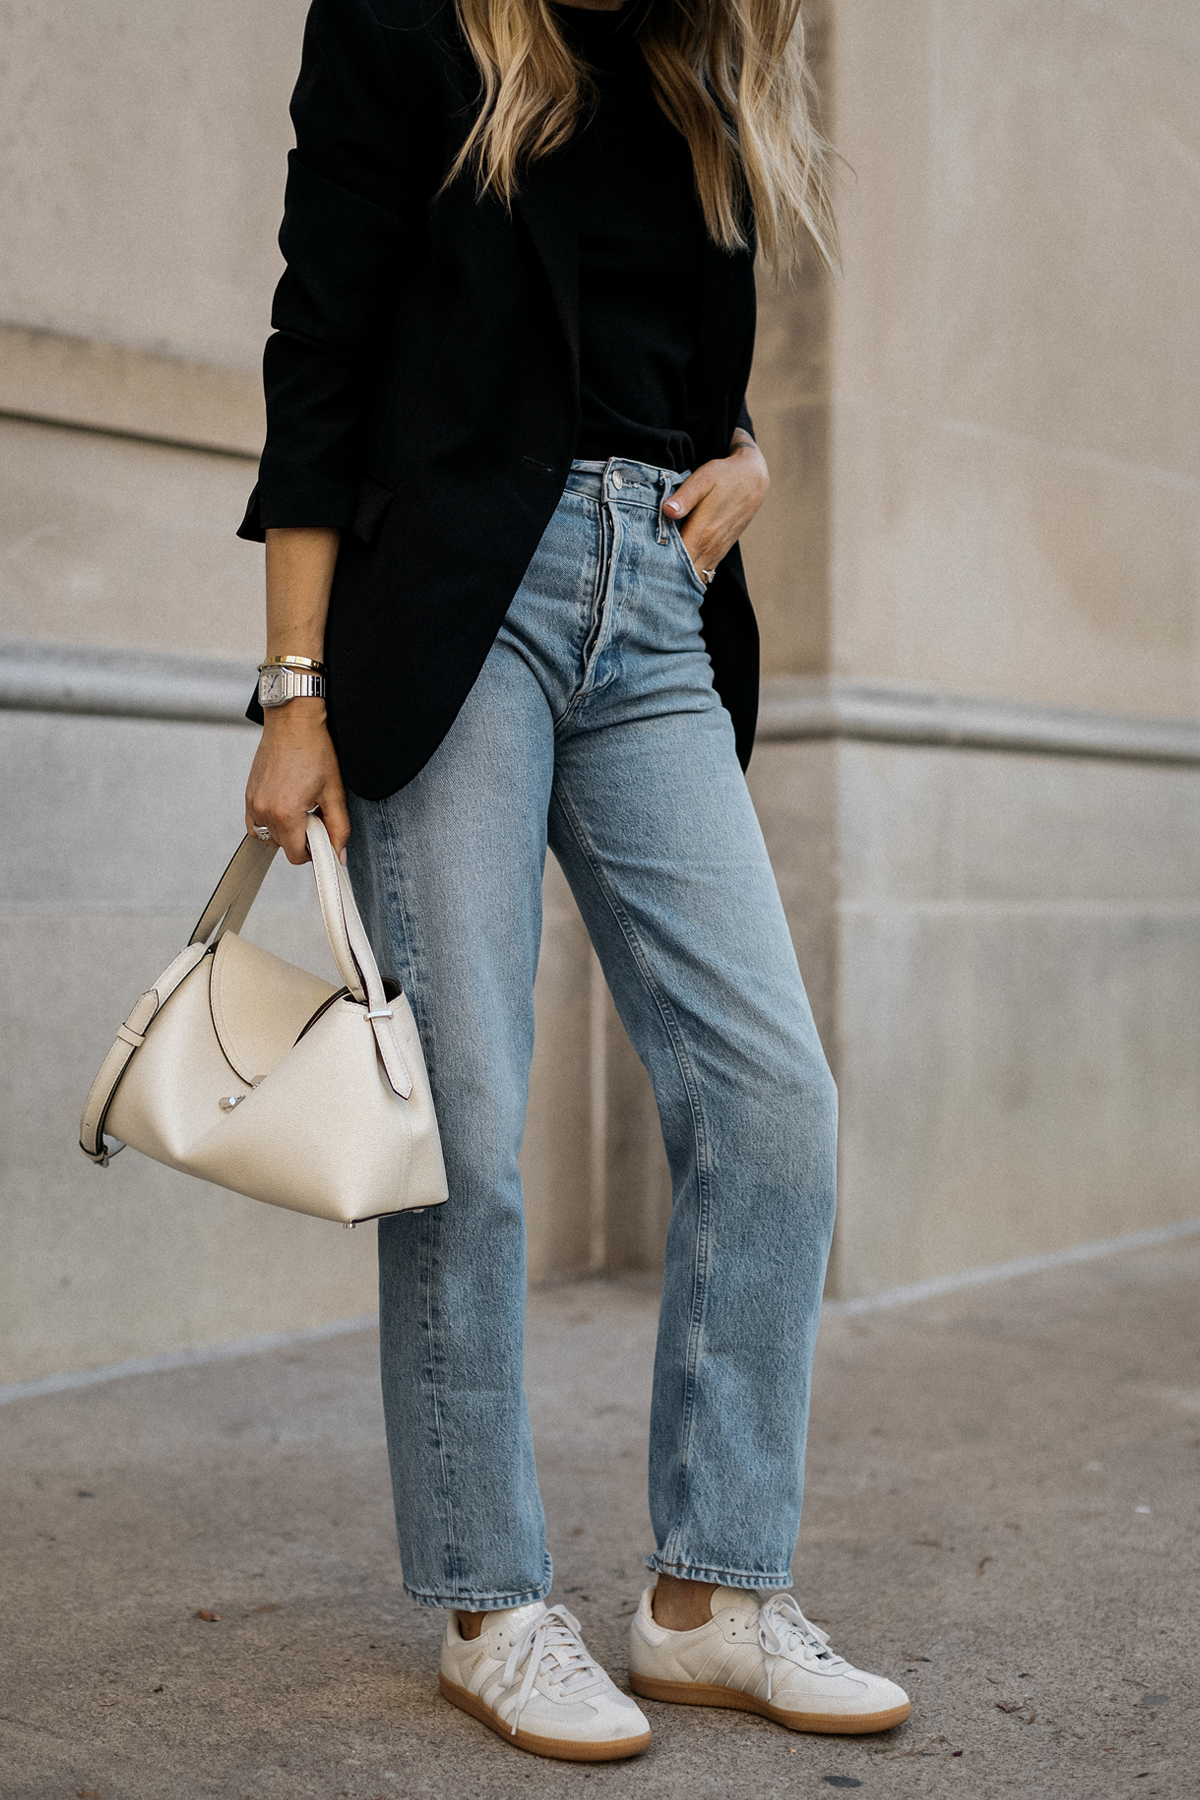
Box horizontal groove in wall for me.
[5,640,1200,766]
[839,900,1200,920]
[758,677,1200,765]
[0,404,260,462]
[0,319,263,458]
[0,638,256,726]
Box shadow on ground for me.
[1,1239,1197,1798]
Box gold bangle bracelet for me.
[258,654,328,675]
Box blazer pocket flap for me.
[353,475,396,545]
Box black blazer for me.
[240,0,760,801]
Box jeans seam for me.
[549,778,712,1558]
[561,485,620,726]
[376,802,461,1592]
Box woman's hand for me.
[247,525,348,865]
[663,430,769,584]
[245,701,351,866]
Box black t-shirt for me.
[550,2,704,471]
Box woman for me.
[242,0,911,1763]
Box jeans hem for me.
[403,1568,554,1612]
[644,1553,794,1591]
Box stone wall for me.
[822,0,1200,719]
[2,0,1197,1383]
[765,0,1200,1293]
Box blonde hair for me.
[448,0,837,276]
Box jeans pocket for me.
[667,521,710,598]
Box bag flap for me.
[210,933,338,1085]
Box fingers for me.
[245,796,310,865]
[665,465,728,579]
[279,814,314,866]
[245,716,350,867]
[670,446,770,574]
[244,770,312,864]
[677,487,734,576]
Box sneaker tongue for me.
[713,1587,763,1621]
[492,1600,548,1634]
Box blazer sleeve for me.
[238,0,423,541]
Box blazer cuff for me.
[237,485,266,543]
[236,479,358,543]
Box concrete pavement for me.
[1,1236,1197,1798]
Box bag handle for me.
[304,816,413,1099]
[188,818,411,1097]
[304,817,369,1002]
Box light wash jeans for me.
[346,458,837,1609]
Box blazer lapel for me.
[431,16,579,379]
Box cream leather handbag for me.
[79,816,448,1225]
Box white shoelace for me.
[501,1605,605,1736]
[757,1595,848,1702]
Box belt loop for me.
[656,469,671,545]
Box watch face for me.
[260,667,287,707]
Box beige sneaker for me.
[440,1600,652,1761]
[628,1586,911,1735]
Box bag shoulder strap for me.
[190,834,278,946]
[79,940,209,1162]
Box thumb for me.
[663,469,713,521]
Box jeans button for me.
[611,470,624,489]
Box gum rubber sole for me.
[628,1672,911,1736]
[439,1672,653,1762]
